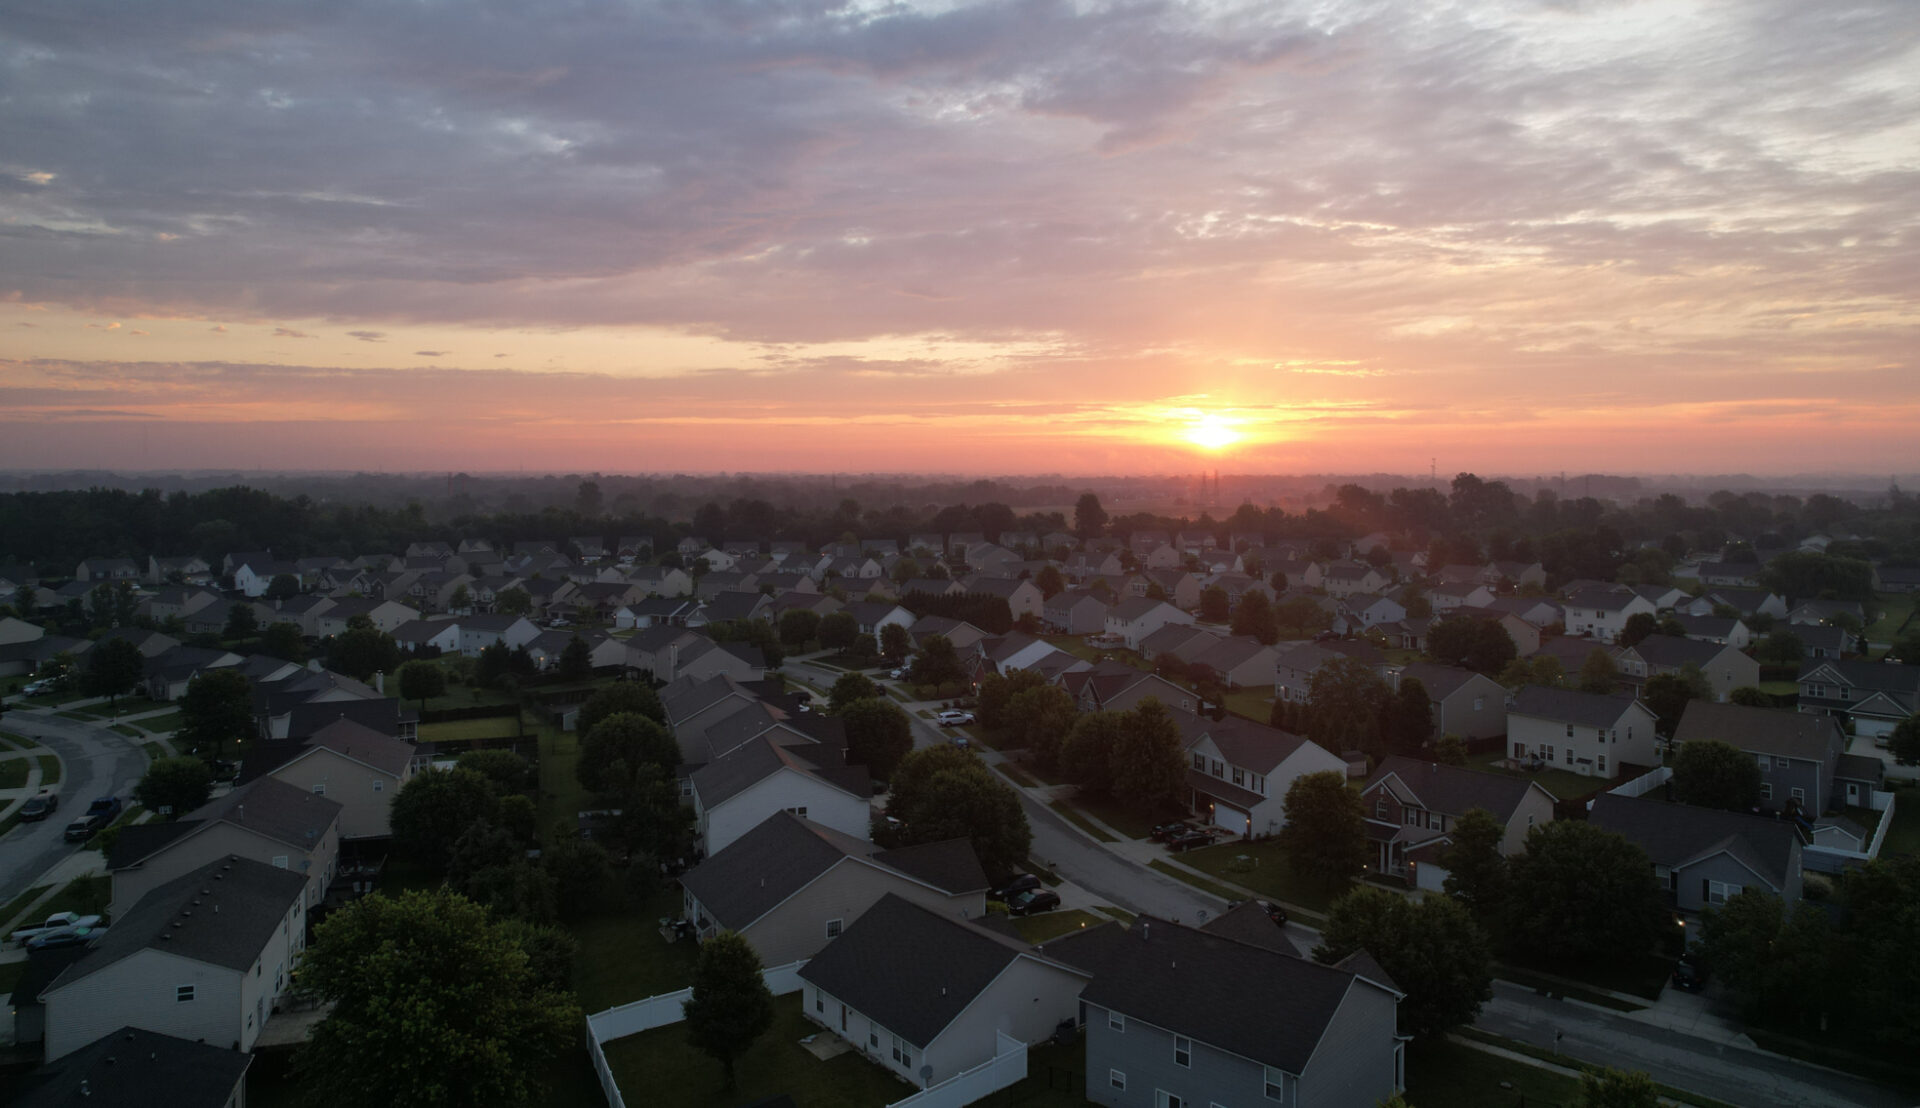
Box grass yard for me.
[1042,635,1104,664]
[1176,839,1353,916]
[1047,800,1118,843]
[1499,950,1677,1003]
[411,685,522,713]
[570,889,701,1013]
[998,762,1041,788]
[1405,1037,1586,1108]
[35,752,60,785]
[1866,594,1914,644]
[1223,688,1274,724]
[973,1035,1090,1108]
[111,724,144,739]
[1010,908,1107,944]
[1465,750,1620,804]
[0,757,27,789]
[533,717,595,850]
[603,992,915,1108]
[39,874,111,920]
[1096,905,1136,924]
[1880,794,1920,856]
[0,730,35,749]
[1147,859,1245,904]
[134,710,183,733]
[0,882,54,931]
[1062,792,1160,839]
[417,716,523,743]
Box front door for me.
[1513,742,1525,760]
[1848,782,1861,804]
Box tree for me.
[1578,1069,1661,1108]
[390,767,502,874]
[1440,808,1508,927]
[135,756,213,817]
[331,624,401,682]
[841,698,915,781]
[778,607,821,647]
[883,745,1031,879]
[295,888,578,1108]
[1890,716,1920,767]
[828,671,880,713]
[1754,628,1806,666]
[555,634,591,680]
[1434,733,1468,765]
[1425,616,1517,674]
[683,931,776,1091]
[1619,612,1659,647]
[1504,821,1667,965]
[223,601,259,638]
[262,620,307,662]
[1109,698,1186,817]
[1578,648,1618,694]
[475,641,513,688]
[265,573,302,600]
[1074,492,1108,541]
[1006,683,1077,768]
[1644,665,1711,736]
[976,669,1044,730]
[1035,563,1065,599]
[1836,855,1920,1047]
[1699,889,1836,1027]
[543,834,619,913]
[577,711,679,797]
[175,667,255,759]
[880,621,911,660]
[1198,586,1230,623]
[1313,887,1492,1039]
[448,583,472,613]
[1498,654,1563,689]
[909,634,965,686]
[1381,678,1434,756]
[1728,686,1771,708]
[397,659,447,715]
[1671,739,1763,811]
[495,586,533,616]
[456,748,534,794]
[1061,711,1124,795]
[818,610,859,652]
[1278,771,1367,891]
[576,681,666,735]
[1306,656,1390,759]
[81,636,144,708]
[1230,590,1279,644]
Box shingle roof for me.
[1674,700,1838,762]
[46,857,307,993]
[1191,714,1320,775]
[1396,662,1491,701]
[1630,634,1732,668]
[691,735,866,808]
[12,1026,253,1108]
[1835,752,1886,785]
[1198,901,1301,957]
[1509,685,1644,728]
[109,777,341,869]
[1364,756,1557,820]
[799,894,1081,1048]
[1587,794,1799,892]
[1044,916,1386,1074]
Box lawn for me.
[36,752,61,785]
[1047,800,1118,843]
[603,992,915,1108]
[1465,750,1619,804]
[1223,688,1273,724]
[1042,635,1104,663]
[570,888,701,1014]
[134,710,183,733]
[1011,908,1107,944]
[533,717,594,847]
[0,757,26,789]
[417,716,523,743]
[1498,951,1677,1003]
[410,685,521,713]
[1147,859,1245,904]
[0,730,35,748]
[1880,793,1920,856]
[141,741,167,761]
[1176,839,1350,916]
[0,882,54,931]
[1062,792,1159,839]
[39,874,111,920]
[1405,1037,1586,1108]
[111,724,144,739]
[999,762,1041,788]
[974,1034,1090,1108]
[1866,594,1914,644]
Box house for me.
[843,601,917,650]
[1359,757,1557,889]
[1044,589,1110,635]
[1613,635,1758,703]
[1138,624,1216,665]
[1561,588,1657,643]
[1878,566,1920,594]
[75,557,143,583]
[239,717,417,839]
[1321,562,1390,599]
[681,812,987,966]
[232,556,299,598]
[1047,915,1405,1108]
[963,576,1046,622]
[799,894,1092,1092]
[1182,713,1347,838]
[1588,794,1804,917]
[1341,593,1407,632]
[627,564,695,598]
[1441,606,1542,658]
[1669,613,1751,650]
[142,646,245,702]
[1190,636,1282,691]
[314,598,420,637]
[1066,550,1126,582]
[456,613,541,657]
[391,618,463,655]
[1787,599,1865,628]
[1274,642,1379,705]
[1392,663,1507,740]
[673,637,767,683]
[691,735,870,857]
[1428,581,1497,614]
[908,615,989,656]
[1061,662,1197,715]
[1697,588,1788,622]
[1105,598,1195,651]
[1796,658,1920,743]
[13,1025,253,1108]
[40,858,308,1062]
[1506,686,1658,780]
[145,554,215,586]
[1492,561,1548,590]
[105,776,341,918]
[1675,700,1882,813]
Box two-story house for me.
[1060,663,1196,715]
[105,777,341,919]
[1674,700,1883,814]
[1588,794,1803,919]
[1560,588,1657,643]
[1392,663,1508,741]
[1359,757,1558,889]
[1506,686,1658,779]
[1796,658,1920,744]
[1321,562,1390,599]
[1043,589,1111,635]
[690,735,871,857]
[1105,598,1195,651]
[1182,714,1348,838]
[239,717,417,839]
[1613,635,1759,703]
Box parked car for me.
[205,759,240,782]
[1169,830,1214,852]
[992,874,1042,902]
[27,917,106,950]
[64,812,110,841]
[85,796,124,822]
[1007,888,1062,916]
[951,734,970,749]
[936,709,975,726]
[1150,822,1190,843]
[19,790,58,822]
[889,667,906,679]
[1229,899,1289,927]
[10,911,86,946]
[1671,950,1711,993]
[22,679,52,696]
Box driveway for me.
[0,709,151,908]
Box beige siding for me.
[44,950,243,1061]
[268,749,406,839]
[737,863,985,967]
[1500,789,1558,855]
[112,822,337,919]
[703,770,869,857]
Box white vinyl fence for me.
[584,960,807,1108]
[885,1032,1028,1108]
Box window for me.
[1253,774,1265,795]
[1174,1035,1191,1067]
[1565,748,1573,765]
[1428,811,1442,830]
[311,783,326,796]
[1598,755,1606,772]
[1776,756,1790,769]
[825,918,844,939]
[176,985,195,1003]
[1756,752,1769,767]
[1109,1011,1125,1032]
[1231,768,1244,787]
[372,780,383,792]
[870,1031,880,1048]
[1474,696,1485,711]
[1706,879,1742,905]
[1760,782,1773,800]
[785,806,808,818]
[1211,759,1224,778]
[272,855,289,869]
[1566,723,1574,738]
[1155,1093,1185,1108]
[1110,1070,1127,1091]
[1790,787,1806,805]
[1404,808,1422,826]
[816,993,824,1013]
[1375,796,1388,819]
[1264,1066,1291,1100]
[1192,753,1207,771]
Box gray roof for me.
[108,777,341,870]
[1189,712,1322,775]
[691,735,867,808]
[1629,634,1732,668]
[681,812,983,930]
[799,894,1082,1048]
[47,857,307,993]
[1835,752,1886,786]
[1796,659,1920,696]
[1674,701,1839,762]
[1509,685,1645,728]
[12,1026,253,1108]
[1044,916,1389,1075]
[1396,662,1493,701]
[1365,756,1557,820]
[1198,901,1301,957]
[1587,794,1799,892]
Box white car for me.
[936,710,975,726]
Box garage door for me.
[1211,803,1250,837]
[1414,861,1449,892]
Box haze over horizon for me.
[3,1,1917,475]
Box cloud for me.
[347,330,386,342]
[209,324,227,332]
[413,350,446,357]
[272,327,312,339]
[130,329,149,335]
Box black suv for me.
[992,874,1042,902]
[19,791,58,822]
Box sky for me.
[2,0,1917,476]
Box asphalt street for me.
[0,709,150,909]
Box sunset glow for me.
[1183,414,1243,453]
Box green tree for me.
[1890,716,1920,767]
[262,620,307,662]
[977,668,1046,730]
[1644,664,1711,736]
[828,670,880,713]
[684,932,776,1091]
[331,623,401,682]
[135,756,213,818]
[841,698,915,781]
[223,601,259,638]
[495,587,533,616]
[1578,1068,1661,1108]
[175,667,256,759]
[397,659,447,715]
[577,711,679,797]
[909,633,965,686]
[1198,585,1230,623]
[1672,739,1763,811]
[1006,683,1078,768]
[1074,492,1108,542]
[1619,612,1659,647]
[81,636,145,708]
[1035,564,1066,600]
[1434,733,1469,765]
[777,607,821,647]
[448,583,472,613]
[1728,686,1771,708]
[1440,807,1508,927]
[390,767,502,874]
[265,573,303,600]
[1754,628,1806,666]
[1306,656,1390,759]
[1230,590,1279,644]
[882,745,1031,879]
[576,681,666,734]
[880,621,912,660]
[1314,887,1492,1040]
[1578,648,1618,694]
[542,836,619,914]
[818,610,859,652]
[1425,616,1517,674]
[1061,710,1124,795]
[1837,855,1920,1047]
[475,641,513,688]
[559,634,594,680]
[456,748,534,794]
[1505,821,1667,966]
[1110,698,1186,817]
[1382,678,1434,756]
[1279,771,1367,891]
[295,888,578,1108]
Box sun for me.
[1184,413,1242,451]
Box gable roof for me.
[1198,901,1301,957]
[1674,700,1839,762]
[1587,794,1799,892]
[12,1026,253,1108]
[1396,662,1496,701]
[1364,756,1557,821]
[1509,685,1646,729]
[799,894,1084,1048]
[1191,713,1322,775]
[107,777,342,870]
[691,735,868,808]
[1628,634,1733,668]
